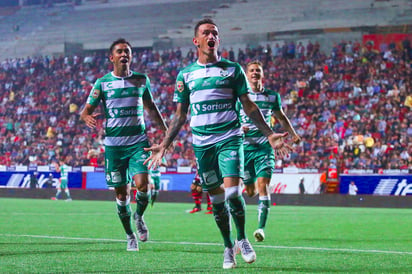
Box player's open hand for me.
[144,144,166,170]
[83,113,100,129]
[268,132,293,159]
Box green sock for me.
[151,190,159,204]
[228,196,246,240]
[65,190,71,199]
[258,197,270,229]
[135,191,149,216]
[116,198,133,235]
[212,202,233,248]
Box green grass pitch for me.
[0,198,411,273]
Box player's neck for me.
[251,83,263,93]
[113,66,130,78]
[197,52,219,65]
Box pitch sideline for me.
[1,233,411,255]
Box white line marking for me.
[1,234,411,255]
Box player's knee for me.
[225,186,240,200]
[195,185,203,193]
[245,188,256,197]
[137,185,148,192]
[243,184,256,197]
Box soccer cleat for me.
[222,247,237,269]
[134,213,149,242]
[205,210,213,214]
[189,207,202,213]
[126,233,139,251]
[237,239,256,264]
[253,229,265,242]
[65,198,72,202]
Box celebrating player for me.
[144,19,292,269]
[240,60,301,242]
[80,38,167,252]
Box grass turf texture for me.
[0,198,411,273]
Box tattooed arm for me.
[144,102,189,169]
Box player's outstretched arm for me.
[144,102,189,169]
[239,93,292,158]
[267,132,292,158]
[273,109,301,144]
[80,104,99,129]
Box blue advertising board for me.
[340,175,412,196]
[0,172,82,188]
[85,172,195,191]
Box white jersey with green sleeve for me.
[239,88,281,150]
[60,164,69,180]
[87,71,152,147]
[149,158,167,178]
[173,58,250,147]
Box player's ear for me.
[193,37,199,48]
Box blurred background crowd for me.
[0,38,411,172]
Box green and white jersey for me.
[239,88,281,150]
[173,58,250,147]
[60,164,69,180]
[87,71,152,147]
[149,158,166,178]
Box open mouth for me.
[120,58,128,63]
[207,40,215,48]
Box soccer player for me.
[80,38,167,252]
[189,171,212,214]
[240,60,301,242]
[52,159,72,201]
[148,158,167,207]
[144,19,292,269]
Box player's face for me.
[246,64,264,86]
[193,23,220,54]
[110,43,132,68]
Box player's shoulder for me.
[264,88,280,96]
[131,71,148,79]
[98,72,114,81]
[217,58,240,68]
[179,61,198,73]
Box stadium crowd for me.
[0,38,411,172]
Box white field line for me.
[1,233,411,255]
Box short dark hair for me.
[194,18,217,37]
[109,38,132,54]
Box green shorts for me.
[60,178,68,189]
[243,143,275,185]
[150,176,160,190]
[194,136,244,192]
[105,141,150,188]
